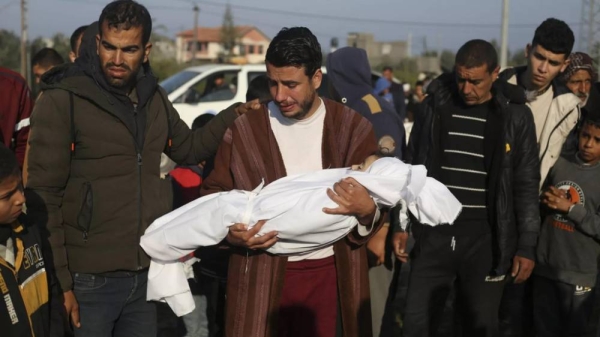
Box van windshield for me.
[160,71,200,95]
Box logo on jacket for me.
[23,244,44,270]
[553,180,584,224]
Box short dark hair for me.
[266,27,322,77]
[192,114,214,131]
[31,48,64,68]
[415,80,424,87]
[455,39,498,73]
[583,113,600,129]
[246,75,271,102]
[98,0,152,45]
[382,66,393,72]
[0,145,20,185]
[70,25,88,52]
[532,18,574,57]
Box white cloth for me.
[141,157,462,316]
[268,99,333,261]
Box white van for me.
[159,64,389,128]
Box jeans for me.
[72,270,156,337]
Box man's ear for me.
[69,51,76,63]
[492,65,500,81]
[525,44,531,59]
[143,42,153,63]
[96,34,101,55]
[311,68,323,90]
[560,58,571,73]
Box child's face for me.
[0,174,25,224]
[578,123,600,165]
[351,155,379,172]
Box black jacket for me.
[404,72,541,275]
[0,216,53,337]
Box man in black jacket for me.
[393,40,540,336]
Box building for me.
[176,26,270,64]
[347,32,408,66]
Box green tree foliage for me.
[220,4,237,55]
[510,48,527,67]
[149,22,188,82]
[440,49,456,72]
[0,30,21,72]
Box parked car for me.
[160,64,395,128]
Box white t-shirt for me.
[268,99,333,261]
[527,86,554,142]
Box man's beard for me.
[102,62,138,90]
[578,93,589,106]
[286,91,316,120]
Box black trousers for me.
[403,225,506,337]
[533,275,597,337]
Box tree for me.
[0,30,21,72]
[440,49,455,72]
[220,4,237,56]
[510,48,527,67]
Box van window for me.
[181,70,239,104]
[160,70,200,95]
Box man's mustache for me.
[106,63,131,71]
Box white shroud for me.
[141,157,462,316]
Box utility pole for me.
[580,0,600,62]
[500,0,509,69]
[20,0,28,82]
[191,4,199,64]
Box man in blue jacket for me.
[327,46,405,337]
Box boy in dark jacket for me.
[0,145,51,337]
[534,113,600,336]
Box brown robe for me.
[201,98,384,337]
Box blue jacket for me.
[326,47,405,159]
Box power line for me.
[195,0,581,29]
[0,0,18,13]
[56,0,581,29]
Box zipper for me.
[133,106,144,270]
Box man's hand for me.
[323,177,377,225]
[511,256,535,283]
[392,231,409,263]
[234,99,261,115]
[367,226,388,267]
[63,290,80,328]
[226,220,278,250]
[542,186,573,213]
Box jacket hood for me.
[427,71,527,106]
[326,47,373,105]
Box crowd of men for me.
[0,1,598,337]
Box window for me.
[258,45,264,54]
[160,70,201,95]
[248,45,255,54]
[180,70,240,104]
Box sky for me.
[0,0,582,56]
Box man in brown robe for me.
[201,27,384,337]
